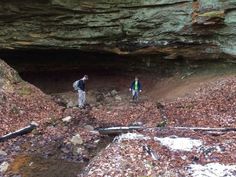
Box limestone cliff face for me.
[0,0,235,59]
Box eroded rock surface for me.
[0,0,235,59]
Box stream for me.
[7,136,114,177]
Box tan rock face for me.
[0,59,21,92]
[0,0,235,59]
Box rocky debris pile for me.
[0,59,63,136]
[0,88,62,135]
[0,59,21,92]
[94,89,123,105]
[165,76,236,128]
[80,129,236,177]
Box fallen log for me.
[96,126,143,135]
[0,122,38,142]
[173,127,236,132]
[97,126,236,135]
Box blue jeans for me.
[132,90,139,101]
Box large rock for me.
[0,1,235,60]
[70,134,83,145]
[0,162,9,173]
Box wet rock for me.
[0,161,9,173]
[0,150,7,156]
[70,134,83,145]
[84,125,94,131]
[62,116,72,123]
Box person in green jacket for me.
[129,76,142,101]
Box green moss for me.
[18,85,33,96]
[199,11,224,18]
[156,120,168,127]
[10,105,20,114]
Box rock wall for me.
[0,0,235,59]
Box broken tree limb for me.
[0,122,38,142]
[96,126,143,135]
[173,127,236,132]
[97,126,236,135]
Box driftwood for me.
[97,126,143,135]
[0,122,38,142]
[174,127,236,132]
[97,126,236,135]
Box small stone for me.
[70,134,83,145]
[94,139,100,144]
[111,90,118,96]
[0,162,9,173]
[67,101,75,108]
[96,94,104,102]
[62,116,72,123]
[105,92,111,97]
[0,150,7,156]
[115,95,122,101]
[73,147,83,156]
[84,125,94,131]
[130,122,143,126]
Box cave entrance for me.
[1,49,153,94]
[1,49,233,105]
[1,50,184,94]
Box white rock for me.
[115,95,122,101]
[75,147,83,155]
[188,163,236,177]
[0,162,9,173]
[0,150,7,156]
[130,121,143,126]
[70,134,83,145]
[62,116,72,123]
[154,137,202,151]
[115,133,150,143]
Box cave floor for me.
[1,57,236,177]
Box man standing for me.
[74,75,88,108]
[129,76,142,101]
